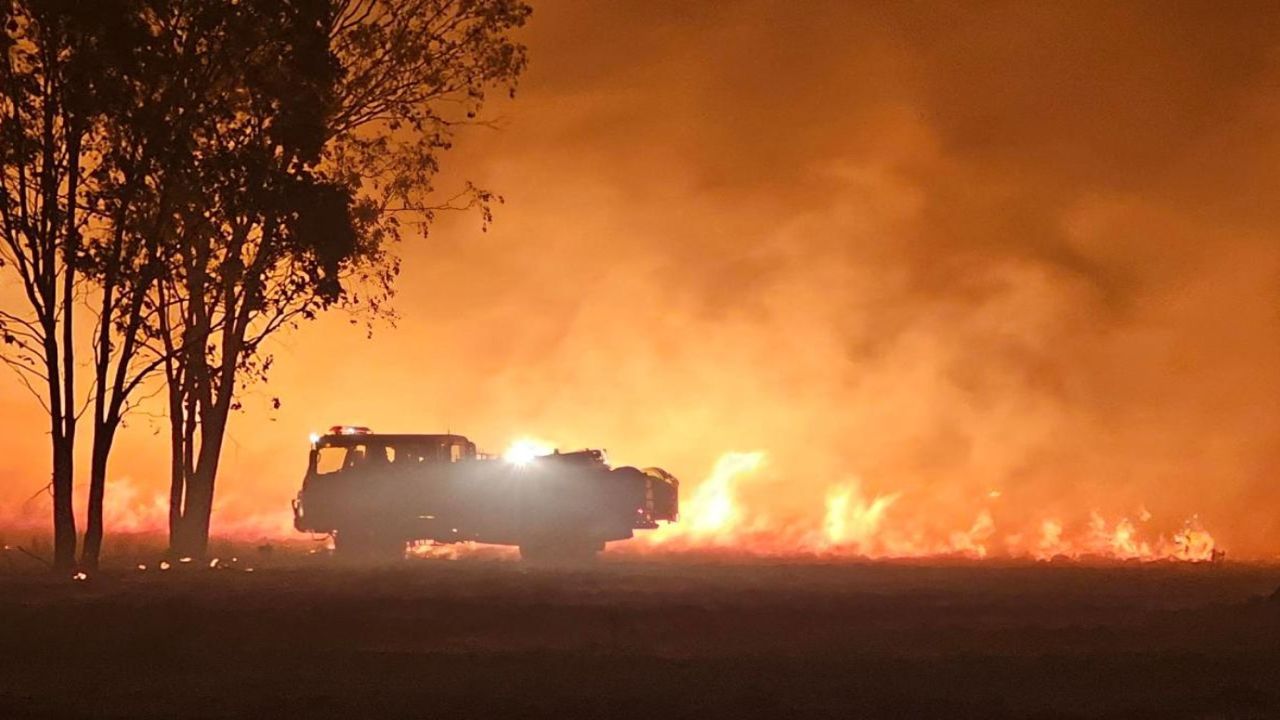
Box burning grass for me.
[634,451,1223,563]
[1,450,1225,565]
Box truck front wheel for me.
[333,528,405,562]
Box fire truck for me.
[292,426,680,560]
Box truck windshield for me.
[313,438,471,475]
[314,444,394,474]
[315,445,357,475]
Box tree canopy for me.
[0,0,530,566]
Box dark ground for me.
[2,552,1280,719]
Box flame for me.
[686,451,764,537]
[947,510,997,559]
[632,450,1220,562]
[822,481,898,552]
[1173,517,1217,561]
[0,446,1221,563]
[1037,519,1064,556]
[642,450,765,548]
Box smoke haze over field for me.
[3,1,1280,556]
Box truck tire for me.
[519,537,604,564]
[334,528,405,562]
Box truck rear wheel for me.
[333,528,405,562]
[519,538,604,564]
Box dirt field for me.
[2,552,1280,719]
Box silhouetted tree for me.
[77,2,229,568]
[162,0,530,557]
[0,0,146,569]
[2,0,316,569]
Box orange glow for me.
[631,451,1219,562]
[2,444,1216,563]
[0,3,1266,561]
[503,437,556,466]
[0,448,1222,563]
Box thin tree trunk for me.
[81,422,114,569]
[179,473,212,558]
[82,267,114,568]
[166,360,196,553]
[50,429,75,569]
[178,324,240,559]
[179,405,231,559]
[54,120,81,570]
[46,296,75,570]
[166,384,186,548]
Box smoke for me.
[360,0,1280,556]
[3,1,1280,556]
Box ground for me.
[2,549,1280,719]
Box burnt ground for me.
[2,553,1280,719]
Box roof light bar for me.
[328,425,372,436]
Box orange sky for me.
[4,1,1280,557]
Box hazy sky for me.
[4,1,1280,556]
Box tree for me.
[155,0,373,557]
[162,0,530,557]
[0,0,140,569]
[2,0,319,569]
[77,2,212,568]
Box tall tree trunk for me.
[81,417,118,569]
[82,271,113,569]
[46,293,75,569]
[178,474,211,559]
[178,405,231,558]
[166,365,197,553]
[166,386,186,548]
[177,318,241,558]
[175,258,239,559]
[54,123,80,570]
[50,429,76,569]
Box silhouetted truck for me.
[292,427,679,560]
